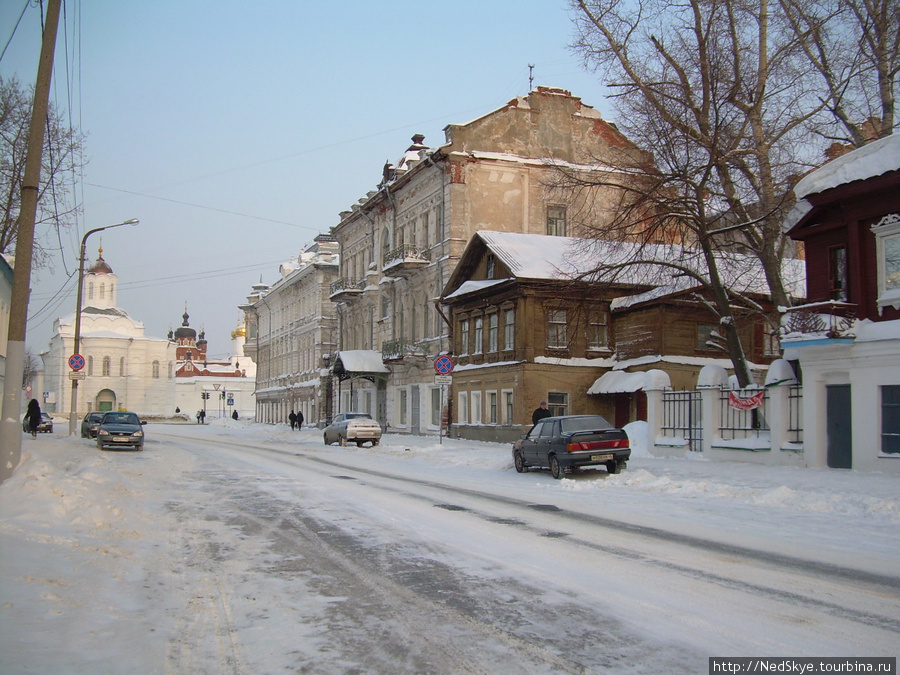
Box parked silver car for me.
[323,412,382,447]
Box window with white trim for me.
[503,390,514,425]
[430,387,441,427]
[460,320,470,355]
[458,391,468,424]
[471,391,482,424]
[872,213,900,314]
[488,391,498,424]
[473,316,483,354]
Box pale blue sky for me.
[2,1,613,357]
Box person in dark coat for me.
[26,398,42,439]
[295,409,304,430]
[532,401,552,426]
[289,411,297,430]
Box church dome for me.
[231,318,247,339]
[173,310,196,339]
[87,247,113,274]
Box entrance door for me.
[614,393,631,428]
[826,384,852,469]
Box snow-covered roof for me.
[784,134,900,232]
[443,278,512,301]
[335,350,389,374]
[458,231,804,299]
[587,369,671,394]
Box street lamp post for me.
[68,219,139,435]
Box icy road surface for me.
[1,421,898,674]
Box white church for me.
[41,248,176,417]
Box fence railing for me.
[718,389,769,441]
[660,390,702,452]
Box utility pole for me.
[0,0,62,484]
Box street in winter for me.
[1,419,897,674]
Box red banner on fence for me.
[728,390,765,410]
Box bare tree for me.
[778,0,899,145]
[0,76,86,266]
[562,0,849,384]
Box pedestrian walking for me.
[200,409,206,424]
[295,409,304,430]
[289,410,297,430]
[26,398,42,439]
[232,410,239,420]
[532,400,552,426]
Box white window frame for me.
[460,320,470,355]
[488,391,498,425]
[872,213,900,314]
[473,316,483,354]
[458,391,468,424]
[471,391,482,425]
[430,387,441,427]
[502,389,514,425]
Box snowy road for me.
[2,422,898,674]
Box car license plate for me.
[113,436,130,442]
[590,453,614,461]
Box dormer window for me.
[871,213,900,314]
[486,254,496,279]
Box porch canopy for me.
[332,350,390,382]
[588,369,670,394]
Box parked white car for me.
[323,412,382,447]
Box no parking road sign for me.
[434,355,454,374]
[68,354,85,371]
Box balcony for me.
[781,301,857,343]
[329,277,366,303]
[382,338,431,362]
[382,245,430,278]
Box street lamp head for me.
[122,218,139,225]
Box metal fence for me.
[719,389,769,441]
[660,390,703,452]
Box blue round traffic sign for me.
[69,354,85,371]
[434,355,454,374]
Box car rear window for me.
[560,416,613,433]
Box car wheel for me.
[514,450,527,473]
[372,439,379,447]
[356,441,364,447]
[339,436,347,447]
[550,455,563,479]
[324,433,329,446]
[607,460,622,474]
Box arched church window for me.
[87,283,93,300]
[87,356,93,376]
[119,357,125,376]
[167,362,173,378]
[102,356,111,376]
[99,284,105,300]
[152,360,160,379]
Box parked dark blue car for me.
[512,415,630,479]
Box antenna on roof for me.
[528,64,534,91]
